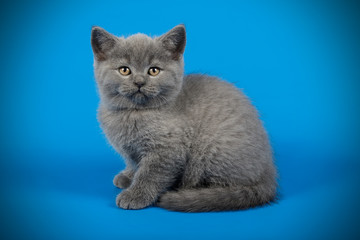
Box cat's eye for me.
[119,66,131,76]
[148,67,160,76]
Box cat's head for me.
[91,25,186,110]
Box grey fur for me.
[91,25,277,212]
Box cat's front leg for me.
[113,167,135,189]
[116,151,184,210]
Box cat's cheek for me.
[116,190,154,210]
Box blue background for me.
[1,0,359,239]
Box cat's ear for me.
[158,24,186,60]
[91,26,117,61]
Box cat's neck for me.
[100,100,174,115]
[100,93,180,113]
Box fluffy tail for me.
[156,183,277,212]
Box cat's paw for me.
[116,190,154,210]
[113,173,132,189]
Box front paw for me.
[113,173,132,189]
[116,190,154,210]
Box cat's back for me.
[176,74,272,184]
[177,74,258,124]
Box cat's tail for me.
[156,183,277,212]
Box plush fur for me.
[91,25,277,212]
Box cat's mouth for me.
[119,86,160,105]
[129,89,149,104]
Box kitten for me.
[91,25,277,212]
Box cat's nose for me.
[133,76,146,88]
[134,81,145,88]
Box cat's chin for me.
[114,89,170,109]
[130,92,148,104]
[125,88,162,106]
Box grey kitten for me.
[90,25,277,212]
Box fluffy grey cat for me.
[90,25,277,212]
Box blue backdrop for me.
[1,0,359,239]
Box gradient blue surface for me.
[1,0,360,239]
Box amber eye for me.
[119,66,131,76]
[148,67,160,76]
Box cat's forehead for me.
[113,33,166,66]
[122,33,152,51]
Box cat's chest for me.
[100,109,149,138]
[98,107,173,148]
[98,107,191,163]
